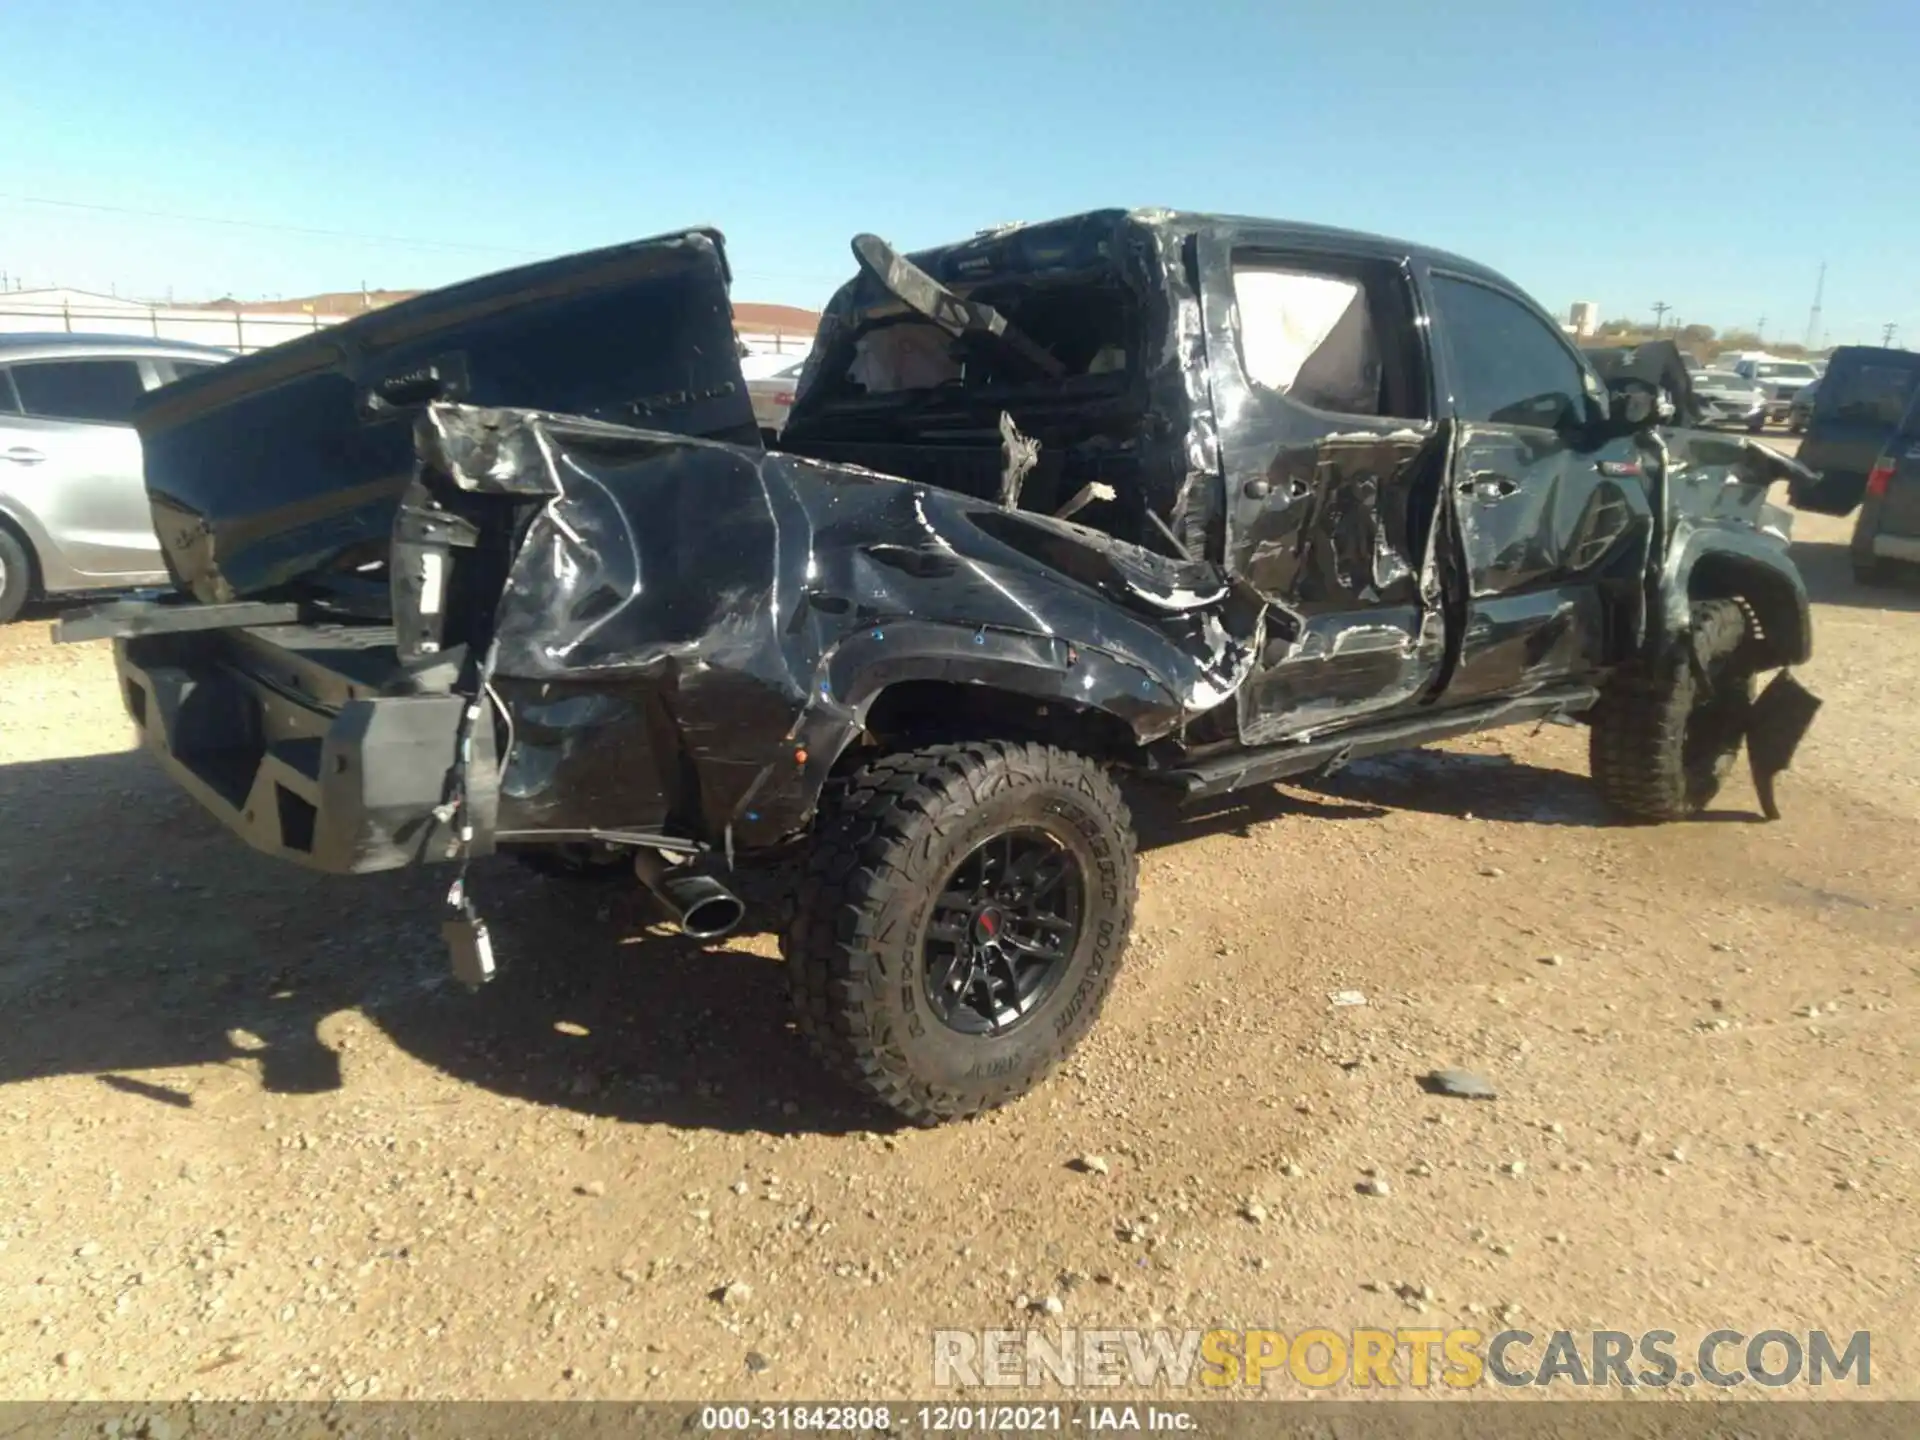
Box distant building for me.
[1569,301,1600,338]
[0,287,153,330]
[0,286,329,352]
[732,302,819,357]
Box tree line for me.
[1590,320,1823,362]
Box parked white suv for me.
[1731,356,1821,426]
[0,333,231,621]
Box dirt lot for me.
[2,443,1915,1403]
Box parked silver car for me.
[1731,357,1821,425]
[1692,368,1769,432]
[743,354,808,442]
[0,334,230,621]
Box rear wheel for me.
[1590,600,1754,821]
[0,528,32,624]
[784,741,1136,1126]
[1853,556,1900,588]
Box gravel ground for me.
[1,445,1914,1402]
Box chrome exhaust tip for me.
[632,850,745,940]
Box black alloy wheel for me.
[784,740,1138,1126]
[923,828,1084,1036]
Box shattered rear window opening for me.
[818,277,1136,403]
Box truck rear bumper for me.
[113,624,492,875]
[1871,534,1920,563]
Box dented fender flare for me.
[741,620,1191,846]
[1658,528,1812,668]
[822,619,1189,748]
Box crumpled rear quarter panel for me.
[431,408,1258,852]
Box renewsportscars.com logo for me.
[932,1327,1871,1390]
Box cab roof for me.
[899,207,1517,294]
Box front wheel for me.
[784,741,1137,1126]
[0,528,32,624]
[1589,600,1755,821]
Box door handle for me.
[3,446,45,465]
[1458,473,1519,499]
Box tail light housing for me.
[1866,457,1895,499]
[773,391,796,407]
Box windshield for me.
[1698,371,1747,387]
[1755,362,1817,379]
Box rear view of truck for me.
[1850,388,1920,586]
[1793,346,1920,515]
[66,230,767,890]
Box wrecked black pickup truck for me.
[60,209,1821,1126]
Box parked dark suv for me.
[1792,345,1920,515]
[1849,385,1920,586]
[61,211,1821,1125]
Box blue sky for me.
[4,0,1913,347]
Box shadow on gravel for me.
[1792,538,1920,614]
[0,750,896,1137]
[5,596,91,625]
[1127,779,1388,849]
[1300,746,1767,827]
[1299,747,1615,826]
[1131,731,1780,837]
[0,728,1768,1133]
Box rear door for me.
[1798,349,1920,514]
[1424,270,1651,703]
[0,356,165,582]
[1196,225,1450,744]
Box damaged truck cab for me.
[65,210,1820,1125]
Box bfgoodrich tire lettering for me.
[783,741,1137,1126]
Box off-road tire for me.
[784,741,1137,1126]
[1746,414,1767,434]
[0,527,32,624]
[1589,599,1754,821]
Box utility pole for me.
[1651,301,1671,332]
[1757,315,1767,343]
[1885,323,1900,348]
[1804,261,1826,350]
